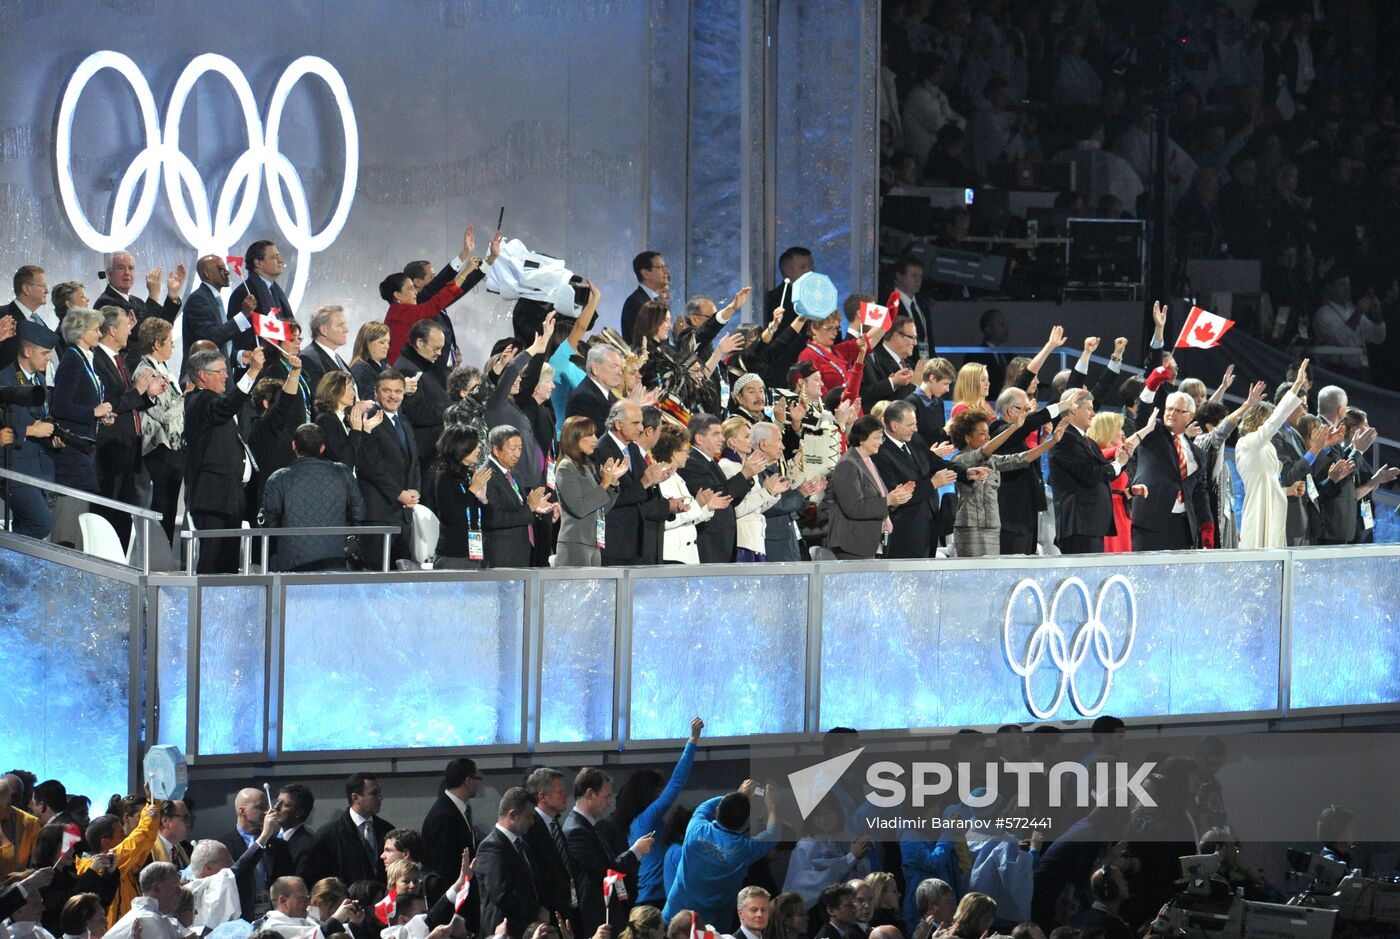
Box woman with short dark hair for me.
[554,416,625,567]
[431,425,492,569]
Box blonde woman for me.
[349,321,391,400]
[1236,360,1310,548]
[948,362,993,420]
[1086,410,1155,553]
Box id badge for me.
[1304,473,1319,503]
[468,530,484,561]
[596,515,607,549]
[546,456,557,489]
[1361,500,1375,531]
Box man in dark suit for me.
[395,321,451,481]
[860,316,919,412]
[272,784,317,881]
[304,773,395,888]
[422,758,481,918]
[1049,389,1137,554]
[185,347,265,572]
[887,256,938,360]
[0,265,51,371]
[523,768,580,932]
[991,383,1075,555]
[482,425,549,568]
[357,368,420,560]
[94,251,182,327]
[218,787,292,920]
[226,240,293,369]
[620,251,669,344]
[90,306,162,547]
[301,304,352,397]
[961,308,1012,393]
[248,360,308,508]
[873,400,973,557]
[594,400,673,566]
[184,255,256,366]
[565,346,622,434]
[1079,866,1135,939]
[814,883,862,939]
[564,768,651,938]
[477,788,544,939]
[1129,366,1214,550]
[679,413,761,563]
[0,320,59,539]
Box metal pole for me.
[239,533,251,574]
[140,517,151,574]
[261,534,270,574]
[381,533,392,571]
[185,535,195,574]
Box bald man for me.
[95,251,183,327]
[183,254,256,365]
[217,788,288,920]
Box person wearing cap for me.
[0,318,60,539]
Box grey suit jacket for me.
[555,458,617,548]
[826,450,888,558]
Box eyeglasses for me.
[896,332,918,340]
[1164,406,1193,415]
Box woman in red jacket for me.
[381,226,500,353]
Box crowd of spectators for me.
[0,723,1364,939]
[0,221,1392,567]
[878,0,1400,389]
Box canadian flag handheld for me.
[689,916,718,939]
[858,301,893,331]
[374,889,397,925]
[59,822,82,856]
[253,309,291,343]
[226,256,246,277]
[1174,306,1235,349]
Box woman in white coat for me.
[653,423,729,564]
[719,417,785,562]
[1236,360,1310,549]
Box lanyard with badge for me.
[459,483,484,561]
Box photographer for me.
[0,320,60,539]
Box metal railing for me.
[180,525,399,574]
[0,466,163,573]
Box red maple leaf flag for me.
[689,916,718,939]
[1174,306,1235,349]
[453,872,472,912]
[60,823,82,855]
[226,256,245,277]
[603,869,629,905]
[253,310,291,343]
[859,301,893,331]
[374,889,397,925]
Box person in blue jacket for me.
[614,716,705,906]
[663,781,780,931]
[901,803,970,930]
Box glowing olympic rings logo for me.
[1001,574,1137,719]
[55,51,358,311]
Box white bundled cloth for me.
[5,923,55,939]
[483,238,578,313]
[188,868,242,930]
[104,898,186,939]
[379,914,432,939]
[254,911,321,939]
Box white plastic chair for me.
[78,512,127,564]
[407,504,440,565]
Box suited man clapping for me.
[565,768,655,937]
[476,788,546,939]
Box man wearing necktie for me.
[301,304,353,395]
[1130,361,1214,550]
[873,400,979,558]
[523,767,582,934]
[481,426,553,568]
[226,240,293,377]
[0,264,51,372]
[422,759,482,928]
[0,319,60,538]
[356,370,421,563]
[91,307,163,548]
[476,788,543,939]
[184,255,256,368]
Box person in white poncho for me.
[103,865,185,939]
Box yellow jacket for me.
[0,806,40,875]
[76,801,163,926]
